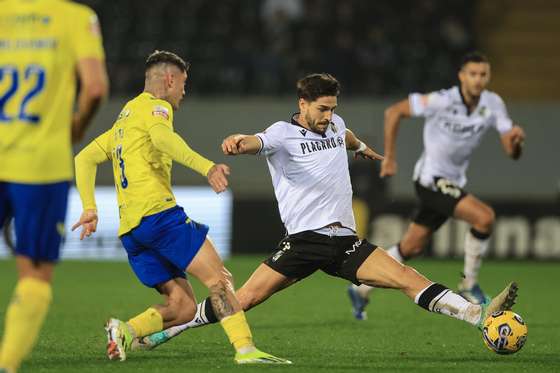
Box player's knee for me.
[475,208,495,233]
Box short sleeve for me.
[255,122,286,156]
[489,94,513,134]
[145,100,174,130]
[69,5,105,60]
[409,90,450,117]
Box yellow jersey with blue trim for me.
[94,92,181,236]
[0,0,105,183]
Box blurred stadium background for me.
[3,0,559,259]
[1,1,560,372]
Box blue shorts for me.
[0,181,70,262]
[120,206,209,288]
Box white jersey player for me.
[128,73,519,354]
[348,52,525,320]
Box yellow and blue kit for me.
[0,0,105,261]
[75,92,215,287]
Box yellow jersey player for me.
[0,1,108,372]
[71,50,290,365]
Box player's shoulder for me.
[482,90,506,106]
[332,113,346,128]
[411,87,455,108]
[120,93,172,124]
[432,87,457,101]
[133,93,172,112]
[262,120,289,135]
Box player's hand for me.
[510,125,526,146]
[508,125,525,159]
[354,147,384,161]
[222,135,244,155]
[207,164,230,193]
[380,158,397,178]
[71,209,99,240]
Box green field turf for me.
[0,257,558,373]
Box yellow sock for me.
[0,277,52,372]
[127,307,163,338]
[220,311,254,351]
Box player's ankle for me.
[237,345,257,354]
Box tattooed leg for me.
[209,280,239,320]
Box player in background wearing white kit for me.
[129,73,519,353]
[348,52,526,320]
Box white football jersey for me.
[255,113,356,235]
[409,86,513,188]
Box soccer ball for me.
[482,310,528,354]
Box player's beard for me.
[307,114,328,134]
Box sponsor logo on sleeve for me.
[152,105,169,120]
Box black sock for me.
[470,227,491,240]
[203,297,219,323]
[416,283,450,311]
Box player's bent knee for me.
[473,210,495,233]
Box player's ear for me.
[166,72,174,89]
[298,98,307,112]
[457,69,464,84]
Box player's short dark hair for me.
[459,51,490,70]
[297,73,340,101]
[146,50,190,72]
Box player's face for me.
[299,96,338,134]
[167,69,188,110]
[459,62,490,97]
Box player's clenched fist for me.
[380,158,397,178]
[222,134,245,155]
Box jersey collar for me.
[457,86,485,116]
[290,113,328,138]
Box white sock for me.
[352,283,374,298]
[387,244,404,263]
[463,230,490,288]
[415,283,481,326]
[163,299,211,338]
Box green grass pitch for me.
[0,257,558,372]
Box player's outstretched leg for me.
[355,248,518,330]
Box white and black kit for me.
[255,113,376,283]
[408,87,513,230]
